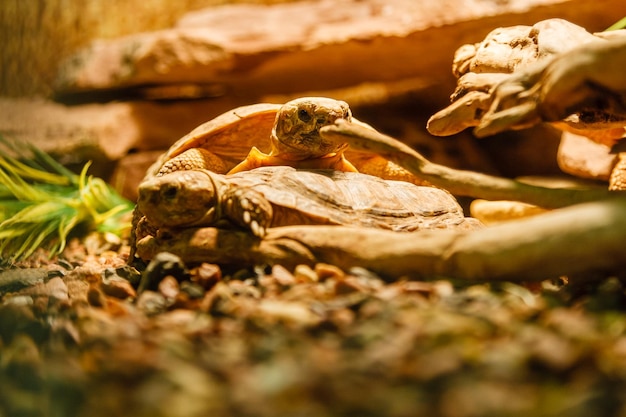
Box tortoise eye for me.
[162,184,178,200]
[298,109,312,122]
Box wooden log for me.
[135,198,626,281]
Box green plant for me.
[0,138,133,262]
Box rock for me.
[110,150,164,201]
[105,266,142,288]
[190,263,222,291]
[334,277,369,296]
[101,276,137,300]
[3,276,69,307]
[0,304,48,344]
[3,296,35,307]
[87,285,107,308]
[294,264,318,283]
[314,263,345,282]
[557,131,617,181]
[470,200,549,225]
[2,334,43,386]
[256,299,321,327]
[0,98,137,163]
[55,0,626,100]
[271,264,297,287]
[138,252,188,293]
[45,277,69,302]
[64,275,90,306]
[179,281,205,300]
[0,268,47,294]
[136,291,168,316]
[158,276,180,301]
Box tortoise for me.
[135,166,480,243]
[147,96,426,185]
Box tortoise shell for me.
[137,166,479,233]
[227,167,471,231]
[147,101,428,186]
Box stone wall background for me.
[0,0,298,97]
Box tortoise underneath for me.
[136,166,480,239]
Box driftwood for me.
[321,120,623,208]
[473,35,626,138]
[427,19,626,140]
[135,197,626,281]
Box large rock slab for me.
[54,0,626,101]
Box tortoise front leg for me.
[222,187,273,237]
[227,147,265,174]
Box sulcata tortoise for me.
[134,166,480,255]
[148,96,426,185]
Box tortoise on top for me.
[229,97,357,173]
[148,97,428,186]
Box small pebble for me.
[138,252,188,293]
[105,265,142,287]
[87,285,107,308]
[294,264,318,283]
[401,281,437,297]
[158,276,180,300]
[3,295,34,307]
[272,264,296,286]
[347,266,381,281]
[192,263,222,290]
[330,307,356,328]
[257,300,320,327]
[334,276,368,295]
[135,291,167,316]
[45,277,69,302]
[314,263,345,282]
[180,281,206,300]
[101,277,137,300]
[231,268,254,281]
[228,280,261,299]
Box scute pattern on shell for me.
[147,103,281,177]
[222,167,468,231]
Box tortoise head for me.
[271,97,352,160]
[137,170,223,228]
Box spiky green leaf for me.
[0,138,133,262]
